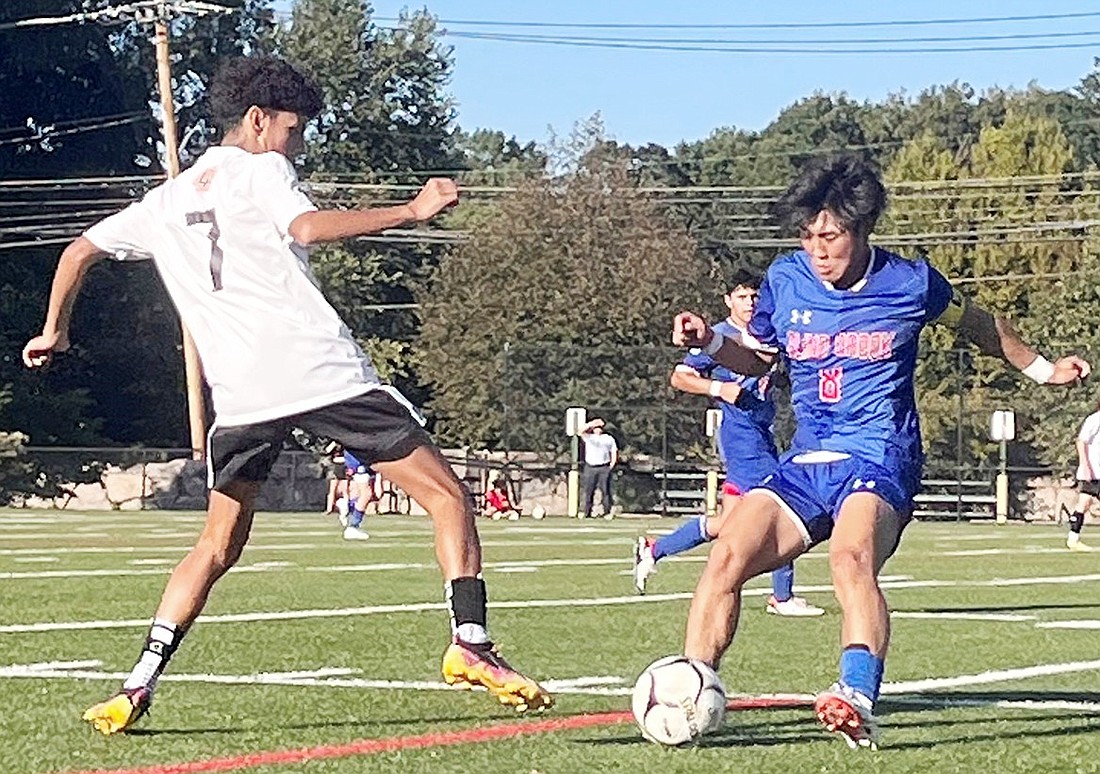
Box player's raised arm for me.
[288,178,458,247]
[934,288,1090,385]
[22,236,107,369]
[672,312,775,377]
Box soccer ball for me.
[632,656,726,746]
[531,504,546,520]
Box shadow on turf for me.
[913,602,1100,613]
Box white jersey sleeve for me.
[1077,412,1100,481]
[84,202,156,261]
[248,152,317,238]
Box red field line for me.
[61,697,808,774]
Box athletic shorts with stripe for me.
[207,389,433,492]
[751,454,919,548]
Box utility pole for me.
[152,10,208,460]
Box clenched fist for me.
[408,178,459,221]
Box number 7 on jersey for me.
[185,209,223,291]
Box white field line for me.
[1036,621,1100,630]
[0,537,637,557]
[0,661,635,696]
[883,659,1100,694]
[890,612,1036,622]
[5,659,1100,709]
[940,547,1069,556]
[0,554,701,580]
[3,572,1100,634]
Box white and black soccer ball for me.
[632,655,726,746]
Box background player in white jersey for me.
[23,55,551,735]
[1068,401,1100,551]
[671,154,1088,749]
[634,271,824,617]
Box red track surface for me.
[62,697,808,774]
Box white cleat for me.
[343,526,370,541]
[767,595,825,617]
[632,536,657,595]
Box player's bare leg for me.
[683,492,807,666]
[83,481,260,735]
[814,492,901,750]
[374,446,552,712]
[1067,492,1095,551]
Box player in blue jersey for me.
[670,154,1089,750]
[341,449,374,540]
[633,271,824,617]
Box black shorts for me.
[1078,480,1100,498]
[208,389,433,492]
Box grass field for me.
[3,509,1100,773]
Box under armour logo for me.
[790,309,813,325]
[853,478,877,490]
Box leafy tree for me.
[278,0,459,398]
[417,141,714,456]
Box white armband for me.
[703,332,725,356]
[1022,355,1056,384]
[708,380,723,398]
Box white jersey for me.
[583,433,617,466]
[1077,411,1100,481]
[84,146,384,427]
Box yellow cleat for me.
[82,687,151,736]
[1068,539,1094,552]
[441,640,553,713]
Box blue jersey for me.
[682,320,778,488]
[343,450,369,477]
[749,248,952,471]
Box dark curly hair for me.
[724,268,761,293]
[207,55,324,134]
[772,154,887,238]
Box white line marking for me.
[891,612,1037,622]
[1036,621,1100,630]
[882,659,1100,693]
[2,569,1095,634]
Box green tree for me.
[278,0,458,395]
[417,148,713,455]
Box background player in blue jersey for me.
[341,449,374,540]
[671,154,1089,750]
[633,271,824,617]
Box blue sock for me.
[652,514,711,561]
[839,645,884,703]
[771,563,795,601]
[348,507,364,528]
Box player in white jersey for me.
[23,55,551,735]
[1067,402,1100,551]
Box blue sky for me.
[279,1,1100,147]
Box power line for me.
[0,1,234,31]
[442,27,1100,48]
[399,11,1100,31]
[0,115,150,148]
[444,30,1100,55]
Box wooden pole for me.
[154,19,207,460]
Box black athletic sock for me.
[1070,511,1085,535]
[446,576,489,644]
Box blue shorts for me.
[724,452,779,495]
[719,427,779,494]
[753,453,919,546]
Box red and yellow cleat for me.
[441,640,553,713]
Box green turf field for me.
[3,509,1100,773]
